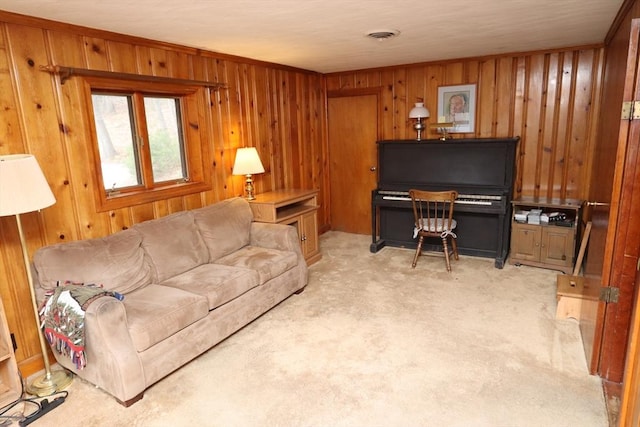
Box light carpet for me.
[27,231,607,426]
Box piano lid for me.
[376,138,519,193]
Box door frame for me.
[596,18,640,383]
[620,268,640,426]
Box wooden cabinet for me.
[509,198,582,274]
[0,297,21,408]
[249,189,321,265]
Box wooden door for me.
[581,19,640,383]
[580,206,610,374]
[327,91,380,234]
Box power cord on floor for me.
[0,371,68,426]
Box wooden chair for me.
[409,189,459,271]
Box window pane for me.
[144,97,187,183]
[91,93,141,189]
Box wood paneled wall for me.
[0,11,327,374]
[325,46,604,201]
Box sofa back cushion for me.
[133,211,209,282]
[33,228,152,294]
[193,197,253,261]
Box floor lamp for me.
[0,154,73,396]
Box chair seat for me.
[414,218,457,238]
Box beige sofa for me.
[33,197,308,406]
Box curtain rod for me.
[40,64,226,90]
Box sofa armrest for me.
[251,222,308,287]
[250,222,303,255]
[78,296,145,403]
[33,276,145,402]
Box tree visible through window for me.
[91,92,187,192]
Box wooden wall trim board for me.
[0,12,607,377]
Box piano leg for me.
[370,240,386,253]
[370,204,386,253]
[493,212,508,269]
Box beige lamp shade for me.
[0,154,56,216]
[232,147,265,176]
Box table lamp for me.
[232,147,265,200]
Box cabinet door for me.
[300,211,319,261]
[540,227,575,267]
[511,224,541,261]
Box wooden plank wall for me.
[325,46,604,201]
[0,12,327,375]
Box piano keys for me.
[371,138,519,268]
[379,190,503,208]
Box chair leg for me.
[442,236,452,272]
[412,236,423,268]
[451,236,459,260]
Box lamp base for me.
[244,174,256,200]
[26,369,73,397]
[413,119,426,141]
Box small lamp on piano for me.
[429,120,455,141]
[409,102,430,141]
[232,147,265,200]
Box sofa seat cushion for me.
[33,228,152,294]
[160,264,260,310]
[133,211,210,283]
[214,246,298,284]
[192,197,253,261]
[124,284,208,352]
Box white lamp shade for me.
[232,147,265,175]
[409,102,430,119]
[0,154,56,216]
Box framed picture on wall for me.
[437,84,476,133]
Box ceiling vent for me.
[366,29,400,41]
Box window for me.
[84,77,211,211]
[92,93,187,190]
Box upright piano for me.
[371,137,519,268]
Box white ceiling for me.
[0,0,625,73]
